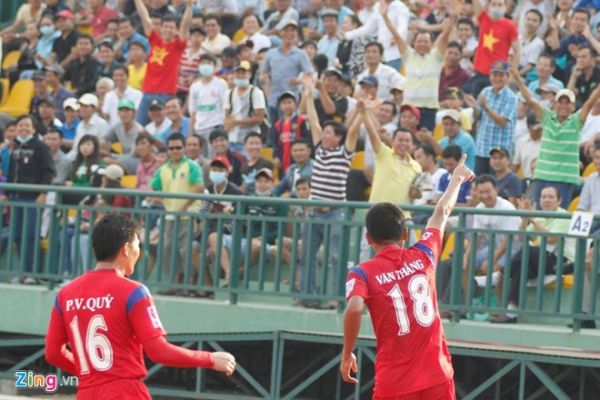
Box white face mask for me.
[199,64,214,77]
[489,6,506,20]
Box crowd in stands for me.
[0,0,600,320]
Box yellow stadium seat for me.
[2,50,21,70]
[260,147,273,161]
[0,78,9,106]
[583,162,596,178]
[0,79,34,117]
[433,122,444,142]
[441,233,455,261]
[122,175,137,189]
[78,25,92,35]
[515,165,525,179]
[351,151,365,170]
[568,197,580,212]
[233,28,246,43]
[111,142,123,154]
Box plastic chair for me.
[351,151,365,170]
[583,162,596,178]
[111,142,123,155]
[121,175,137,189]
[0,78,9,106]
[260,147,274,161]
[0,79,34,117]
[1,50,21,70]
[567,197,580,212]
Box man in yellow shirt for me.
[127,40,148,90]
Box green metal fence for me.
[0,183,598,331]
[0,0,24,29]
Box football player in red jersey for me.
[45,215,236,399]
[341,155,474,399]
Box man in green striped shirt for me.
[512,67,600,209]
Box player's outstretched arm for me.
[144,336,236,376]
[427,155,474,234]
[341,296,364,384]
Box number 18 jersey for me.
[345,228,453,398]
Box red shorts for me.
[77,379,151,400]
[374,379,456,400]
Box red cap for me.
[55,9,74,19]
[400,105,421,120]
[210,155,231,169]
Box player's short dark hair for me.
[166,132,186,145]
[417,143,436,159]
[92,215,141,262]
[475,174,497,188]
[365,41,384,55]
[441,145,462,161]
[243,131,262,143]
[366,203,406,243]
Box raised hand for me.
[340,353,358,384]
[379,0,389,16]
[453,154,474,182]
[211,352,236,376]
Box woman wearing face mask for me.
[189,53,228,154]
[35,15,60,68]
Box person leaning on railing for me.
[489,186,576,324]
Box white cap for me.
[555,89,576,103]
[101,164,124,181]
[63,97,80,111]
[79,93,99,108]
[439,109,461,123]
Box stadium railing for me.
[0,0,24,30]
[0,183,598,331]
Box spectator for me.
[273,138,314,197]
[0,0,45,51]
[578,146,600,233]
[513,67,600,208]
[456,18,478,74]
[381,2,455,130]
[96,41,119,79]
[432,107,476,169]
[176,25,205,103]
[466,60,518,175]
[300,68,348,126]
[126,40,147,91]
[526,54,564,100]
[489,147,523,205]
[44,64,72,121]
[354,42,405,101]
[224,61,267,152]
[7,114,54,283]
[42,0,67,18]
[263,0,300,35]
[216,47,238,78]
[35,15,61,68]
[101,65,143,127]
[103,18,120,45]
[133,0,192,126]
[238,13,271,53]
[45,127,70,184]
[389,83,404,119]
[581,98,600,160]
[185,133,211,184]
[567,45,600,110]
[162,97,191,140]
[150,133,204,286]
[297,75,360,308]
[208,128,246,187]
[317,9,340,64]
[96,77,116,115]
[69,94,109,160]
[513,0,553,39]
[6,22,41,86]
[117,16,150,61]
[0,122,17,177]
[260,19,313,121]
[36,98,62,135]
[411,144,447,223]
[64,34,99,97]
[556,9,591,68]
[270,92,311,174]
[439,42,471,104]
[240,132,274,194]
[336,14,371,79]
[513,112,542,180]
[202,15,231,55]
[104,99,145,155]
[465,0,520,96]
[434,145,472,205]
[189,53,228,152]
[490,188,575,323]
[63,134,104,207]
[144,100,172,141]
[134,134,160,191]
[75,0,119,38]
[49,10,80,68]
[518,10,545,78]
[399,104,420,136]
[59,98,80,150]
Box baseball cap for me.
[210,155,231,169]
[235,60,252,71]
[489,147,510,158]
[278,91,297,103]
[55,9,74,20]
[44,64,65,76]
[31,71,46,81]
[490,60,510,74]
[555,88,576,103]
[359,75,379,87]
[536,83,560,94]
[324,67,343,78]
[101,164,124,181]
[117,98,136,110]
[277,18,298,30]
[255,168,274,180]
[390,82,405,93]
[221,47,237,58]
[439,109,461,123]
[149,99,164,110]
[79,93,99,108]
[321,8,339,18]
[400,104,421,120]
[63,97,80,111]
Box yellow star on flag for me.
[483,30,500,51]
[150,47,169,66]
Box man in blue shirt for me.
[317,9,340,65]
[489,147,522,206]
[436,145,472,204]
[437,109,476,171]
[117,16,150,61]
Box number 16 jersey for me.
[345,228,453,398]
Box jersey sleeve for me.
[410,228,442,269]
[45,295,78,376]
[127,285,167,344]
[346,265,369,300]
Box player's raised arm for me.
[427,155,474,234]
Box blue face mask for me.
[40,26,55,36]
[199,64,214,77]
[234,78,250,88]
[209,171,227,185]
[16,135,33,144]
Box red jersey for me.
[345,228,453,397]
[473,12,518,75]
[46,269,166,394]
[143,31,187,95]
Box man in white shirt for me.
[513,113,541,179]
[343,0,409,69]
[68,93,109,160]
[189,53,228,154]
[354,42,405,101]
[518,9,545,77]
[102,65,143,127]
[201,15,231,55]
[144,99,172,141]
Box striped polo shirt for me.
[402,47,444,109]
[534,108,581,185]
[310,143,354,201]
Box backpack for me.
[228,85,271,142]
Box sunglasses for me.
[168,146,183,151]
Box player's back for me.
[346,228,453,397]
[53,269,155,389]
